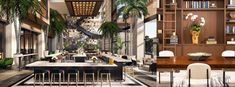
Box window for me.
[144,20,156,55]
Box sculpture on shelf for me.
[185,13,205,44]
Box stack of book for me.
[228,5,235,8]
[228,0,235,8]
[206,37,217,44]
[185,1,210,8]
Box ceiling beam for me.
[65,2,74,15]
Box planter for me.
[191,31,200,44]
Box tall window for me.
[144,20,156,55]
[20,29,38,54]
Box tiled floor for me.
[0,68,32,87]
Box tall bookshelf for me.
[157,0,235,56]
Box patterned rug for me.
[11,73,148,87]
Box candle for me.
[172,0,175,3]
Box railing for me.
[15,53,38,71]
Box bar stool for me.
[99,69,112,87]
[33,68,50,87]
[83,69,95,87]
[66,68,79,87]
[50,68,65,87]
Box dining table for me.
[156,56,235,69]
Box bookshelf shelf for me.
[183,8,224,11]
[157,0,235,56]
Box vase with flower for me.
[185,13,205,44]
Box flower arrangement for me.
[185,13,205,32]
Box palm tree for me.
[98,21,120,53]
[0,0,41,54]
[114,36,125,54]
[49,8,66,50]
[116,0,148,55]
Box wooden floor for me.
[157,56,235,69]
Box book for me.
[226,25,230,33]
[227,41,235,44]
[206,41,217,44]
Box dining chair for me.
[186,63,211,87]
[159,50,175,57]
[221,50,235,57]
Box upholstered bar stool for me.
[33,68,50,87]
[99,69,112,87]
[66,68,79,87]
[50,68,65,87]
[83,69,95,87]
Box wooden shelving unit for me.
[157,0,235,56]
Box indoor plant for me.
[116,0,148,54]
[98,21,120,53]
[0,0,41,55]
[185,13,205,44]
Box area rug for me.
[11,73,148,87]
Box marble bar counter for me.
[100,54,132,80]
[26,61,121,80]
[26,61,117,68]
[101,54,132,63]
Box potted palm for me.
[0,0,41,55]
[114,36,125,54]
[116,0,148,54]
[98,21,120,53]
[49,8,66,50]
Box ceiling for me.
[65,0,104,17]
[50,0,69,15]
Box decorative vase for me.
[191,31,200,44]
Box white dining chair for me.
[221,50,235,57]
[185,63,211,87]
[159,50,175,57]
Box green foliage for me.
[191,23,201,32]
[114,36,125,50]
[116,0,148,19]
[98,21,120,38]
[77,41,85,49]
[49,8,66,35]
[0,0,41,23]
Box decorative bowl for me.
[187,52,212,61]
